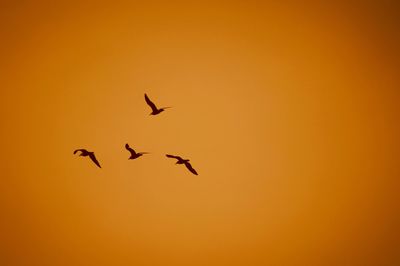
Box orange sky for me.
[1,1,399,265]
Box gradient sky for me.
[1,1,399,265]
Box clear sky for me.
[1,1,399,265]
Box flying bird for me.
[73,149,101,168]
[145,93,171,115]
[166,154,198,175]
[125,143,149,160]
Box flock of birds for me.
[73,93,198,175]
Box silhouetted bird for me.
[125,143,149,160]
[145,93,171,115]
[166,154,198,175]
[73,149,101,168]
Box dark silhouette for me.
[166,154,198,175]
[125,143,149,160]
[73,149,101,168]
[145,93,171,115]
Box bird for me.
[144,93,171,115]
[125,143,149,160]
[73,149,101,168]
[166,154,198,175]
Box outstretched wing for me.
[89,153,101,168]
[125,143,136,155]
[166,154,183,160]
[73,149,86,154]
[144,93,158,112]
[184,162,198,175]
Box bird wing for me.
[144,93,158,112]
[125,143,136,155]
[73,149,86,154]
[89,153,101,168]
[184,162,198,175]
[166,154,183,160]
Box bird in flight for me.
[125,143,149,160]
[144,93,171,115]
[73,149,101,168]
[166,154,198,175]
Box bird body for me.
[166,154,198,175]
[125,143,149,160]
[145,93,171,115]
[73,149,101,168]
